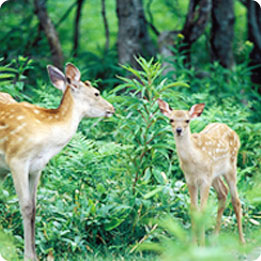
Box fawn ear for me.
[189,103,205,119]
[158,99,172,118]
[65,63,81,82]
[47,65,67,92]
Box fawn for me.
[0,63,114,260]
[158,99,245,245]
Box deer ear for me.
[65,63,81,82]
[47,65,66,92]
[158,99,173,118]
[189,103,205,119]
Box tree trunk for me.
[181,0,212,63]
[101,0,110,52]
[158,0,211,73]
[73,0,85,57]
[34,0,64,69]
[247,0,261,89]
[210,0,235,69]
[116,0,156,67]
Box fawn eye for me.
[95,93,99,97]
[170,119,174,123]
[185,119,190,123]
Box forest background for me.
[0,0,261,260]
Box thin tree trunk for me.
[116,0,156,68]
[55,0,78,28]
[210,0,235,69]
[181,0,212,62]
[146,0,160,36]
[73,0,85,57]
[247,0,261,89]
[34,0,64,69]
[101,0,110,52]
[158,0,211,74]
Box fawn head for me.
[47,63,114,118]
[158,99,205,137]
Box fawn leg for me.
[212,177,228,235]
[187,184,198,244]
[199,182,211,246]
[225,169,245,244]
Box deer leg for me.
[28,170,42,258]
[10,164,37,261]
[225,170,245,244]
[212,177,228,235]
[187,184,198,244]
[199,182,211,246]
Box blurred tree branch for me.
[72,0,85,57]
[247,0,261,90]
[27,1,77,54]
[55,1,78,28]
[146,0,160,36]
[182,0,211,45]
[238,0,247,7]
[101,0,110,52]
[158,0,211,69]
[34,0,64,69]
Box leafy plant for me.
[0,56,34,101]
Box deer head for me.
[47,63,115,118]
[158,98,205,137]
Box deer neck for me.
[48,87,83,142]
[175,128,195,163]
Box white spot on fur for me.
[10,123,27,135]
[17,115,25,121]
[17,137,23,142]
[34,109,40,114]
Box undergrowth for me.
[0,56,260,260]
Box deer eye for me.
[185,119,190,123]
[66,77,71,84]
[170,119,174,123]
[95,92,99,97]
[85,81,91,87]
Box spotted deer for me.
[0,92,17,104]
[0,63,114,260]
[157,99,245,245]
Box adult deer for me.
[0,92,17,104]
[157,99,245,245]
[0,63,114,260]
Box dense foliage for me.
[0,0,261,260]
[0,55,260,260]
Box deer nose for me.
[106,106,115,117]
[109,106,115,114]
[176,127,182,134]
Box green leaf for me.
[143,186,164,199]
